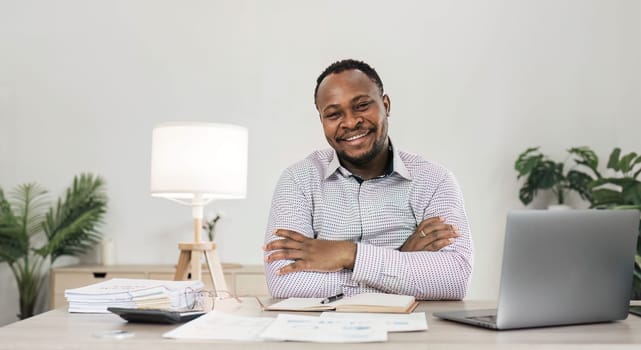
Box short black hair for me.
[314,59,384,106]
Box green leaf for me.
[594,177,636,188]
[607,148,622,171]
[610,204,641,211]
[622,182,641,206]
[515,148,566,205]
[516,156,543,178]
[515,147,542,176]
[530,161,563,188]
[568,146,599,170]
[9,183,48,238]
[567,146,601,179]
[519,186,535,205]
[40,173,108,263]
[620,152,638,173]
[633,155,641,179]
[0,184,47,264]
[590,188,623,208]
[0,189,28,264]
[566,170,594,201]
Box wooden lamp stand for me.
[173,212,228,297]
[149,123,249,299]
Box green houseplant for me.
[0,173,107,319]
[516,146,641,298]
[580,148,641,298]
[202,213,221,242]
[514,146,599,206]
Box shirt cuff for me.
[352,243,401,288]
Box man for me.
[263,59,473,300]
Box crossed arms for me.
[263,167,473,300]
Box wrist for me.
[342,241,357,270]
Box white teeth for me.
[345,132,368,141]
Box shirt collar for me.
[324,140,412,181]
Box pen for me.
[321,293,344,304]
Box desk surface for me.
[1,299,640,350]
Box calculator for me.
[107,307,206,324]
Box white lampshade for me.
[150,122,248,200]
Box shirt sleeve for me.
[351,170,474,300]
[264,169,336,298]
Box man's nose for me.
[342,111,363,129]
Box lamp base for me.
[174,242,229,297]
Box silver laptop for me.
[434,209,640,330]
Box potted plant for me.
[581,148,641,298]
[0,173,107,319]
[517,146,641,298]
[514,146,599,207]
[202,213,221,242]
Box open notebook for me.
[265,293,418,314]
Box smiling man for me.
[263,59,473,300]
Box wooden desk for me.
[1,299,640,350]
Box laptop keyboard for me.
[467,315,497,323]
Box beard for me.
[337,132,388,167]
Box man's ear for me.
[383,94,391,117]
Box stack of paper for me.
[64,278,204,313]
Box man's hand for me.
[400,217,460,252]
[263,229,357,275]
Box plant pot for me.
[548,204,571,210]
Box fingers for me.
[419,217,444,227]
[276,261,303,275]
[408,217,462,252]
[417,217,454,235]
[264,237,301,251]
[418,218,460,241]
[424,237,456,251]
[263,230,356,273]
[264,248,305,263]
[263,229,309,251]
[422,223,459,240]
[263,229,310,267]
[424,227,459,249]
[273,229,308,242]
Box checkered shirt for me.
[264,145,473,300]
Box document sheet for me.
[320,312,428,332]
[260,313,388,343]
[162,311,273,341]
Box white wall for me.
[0,0,639,326]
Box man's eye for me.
[324,112,340,119]
[354,102,371,111]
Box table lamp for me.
[150,122,248,297]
